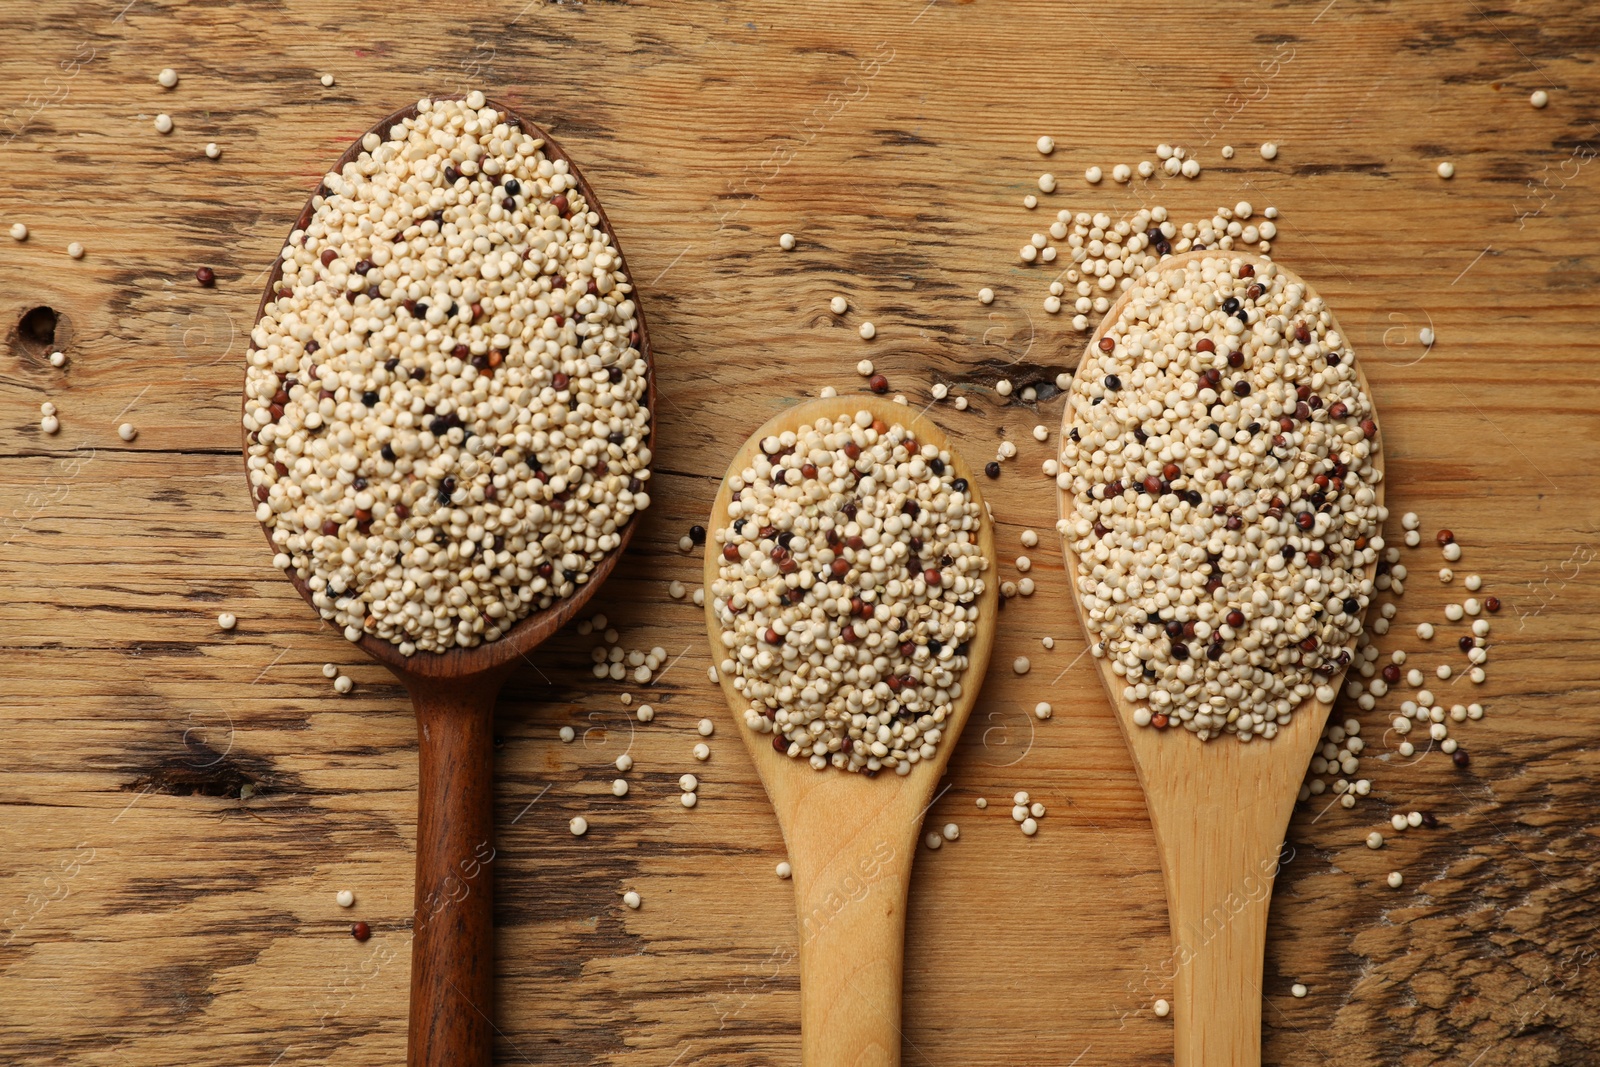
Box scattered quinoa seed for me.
[118,422,138,441]
[569,816,588,836]
[1154,999,1171,1018]
[10,222,28,241]
[154,113,173,134]
[1013,656,1030,675]
[158,67,178,88]
[978,287,995,305]
[322,663,339,678]
[1436,161,1455,179]
[336,889,355,907]
[1259,142,1278,160]
[831,296,848,315]
[217,612,238,630]
[1531,89,1549,108]
[320,73,335,87]
[49,351,66,367]
[1084,166,1103,184]
[205,142,221,160]
[1387,871,1403,888]
[623,890,641,908]
[333,674,353,694]
[1291,983,1308,998]
[67,242,84,259]
[776,861,792,879]
[859,322,876,340]
[778,233,796,251]
[1036,136,1055,155]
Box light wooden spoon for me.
[703,395,998,1067]
[1057,252,1382,1067]
[243,97,654,1067]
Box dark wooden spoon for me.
[241,97,653,1067]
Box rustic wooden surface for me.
[2,2,1598,1065]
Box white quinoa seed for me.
[245,97,651,657]
[611,778,628,796]
[830,296,848,315]
[1291,983,1308,998]
[9,222,28,241]
[569,815,588,836]
[68,241,84,259]
[118,422,138,441]
[205,142,222,160]
[778,232,795,251]
[776,860,792,879]
[1023,194,1038,209]
[1034,701,1052,720]
[217,612,237,630]
[1084,166,1103,184]
[924,831,943,850]
[712,411,989,774]
[1021,817,1038,836]
[614,752,633,771]
[1064,256,1383,740]
[333,674,353,694]
[623,890,641,908]
[1038,173,1057,193]
[154,113,173,134]
[49,350,66,367]
[158,67,179,88]
[1387,871,1404,888]
[1531,89,1549,108]
[1366,831,1384,849]
[40,414,60,435]
[320,73,335,87]
[1013,656,1030,675]
[697,718,714,736]
[1154,998,1171,1017]
[942,822,959,841]
[1259,142,1278,160]
[693,742,710,760]
[975,797,987,809]
[637,704,654,723]
[978,287,995,305]
[1221,145,1235,159]
[858,321,876,340]
[680,791,697,808]
[1036,136,1055,155]
[336,889,355,907]
[1437,161,1455,179]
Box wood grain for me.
[702,395,999,1066]
[2,1,1599,1065]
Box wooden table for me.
[3,2,1597,1063]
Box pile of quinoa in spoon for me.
[711,411,989,774]
[244,93,650,655]
[1061,255,1384,741]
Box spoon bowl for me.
[703,395,998,1067]
[1057,252,1381,1067]
[243,97,653,1067]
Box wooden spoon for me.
[1057,252,1382,1067]
[242,98,654,1067]
[702,395,998,1066]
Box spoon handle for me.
[406,676,502,1067]
[1148,762,1300,1067]
[787,809,921,1067]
